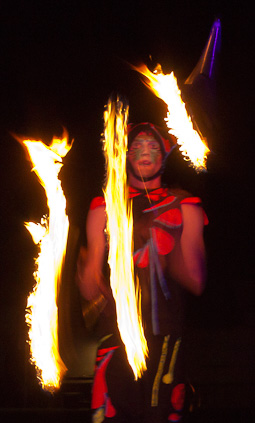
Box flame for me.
[103,98,148,379]
[22,132,72,391]
[133,64,210,171]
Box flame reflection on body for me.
[133,64,210,171]
[103,98,148,379]
[22,132,72,391]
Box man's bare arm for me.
[77,205,108,301]
[180,204,206,295]
[170,204,206,296]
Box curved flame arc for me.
[133,64,210,171]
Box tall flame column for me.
[103,98,148,379]
[23,134,72,391]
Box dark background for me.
[0,0,254,419]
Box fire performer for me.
[77,122,208,423]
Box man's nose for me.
[141,143,150,154]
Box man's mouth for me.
[139,160,152,166]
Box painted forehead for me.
[131,131,159,144]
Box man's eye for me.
[132,143,141,149]
[150,143,159,149]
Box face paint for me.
[130,134,161,161]
[149,143,161,164]
[128,132,163,180]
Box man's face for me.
[128,132,163,179]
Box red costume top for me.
[90,186,208,336]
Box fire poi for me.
[21,132,72,391]
[132,63,210,171]
[103,98,148,379]
[131,19,222,172]
[20,17,220,389]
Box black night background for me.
[0,1,254,422]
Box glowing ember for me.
[103,98,148,379]
[133,64,210,171]
[22,131,72,391]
